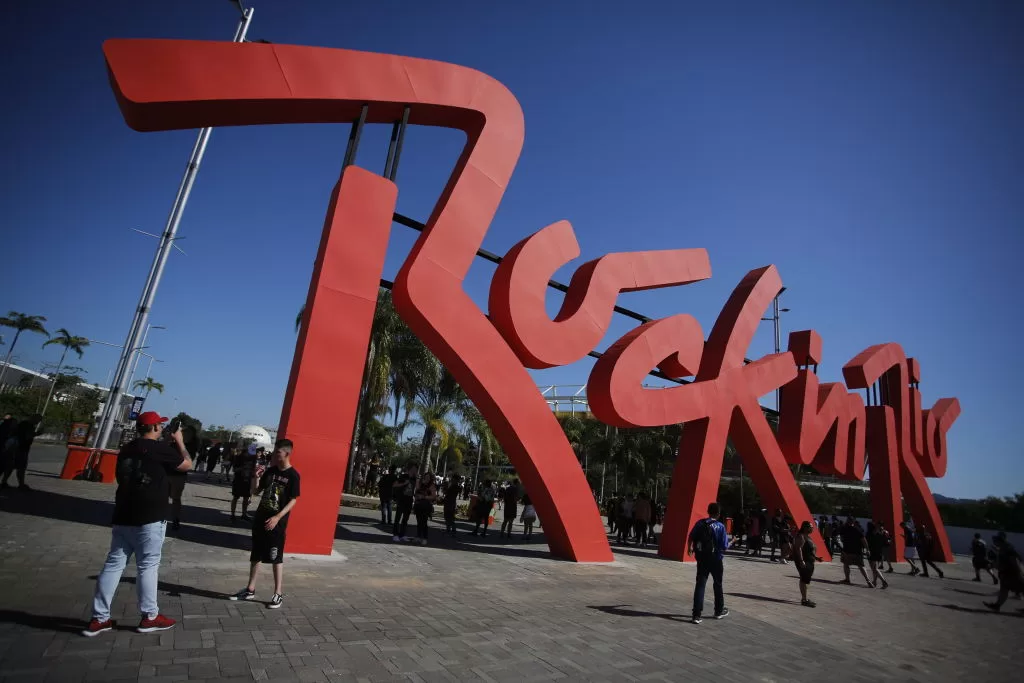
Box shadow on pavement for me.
[87,575,233,601]
[727,592,797,605]
[947,586,998,597]
[587,605,690,622]
[335,511,561,561]
[0,609,85,634]
[0,488,248,551]
[609,545,677,562]
[927,603,1024,618]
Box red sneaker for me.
[137,614,176,633]
[81,618,115,637]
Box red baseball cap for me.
[137,411,169,426]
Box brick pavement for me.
[0,450,1021,682]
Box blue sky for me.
[1,1,1021,498]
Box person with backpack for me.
[971,533,998,584]
[688,501,730,624]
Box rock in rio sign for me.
[104,40,960,562]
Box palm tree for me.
[463,405,497,490]
[133,377,165,401]
[40,328,90,417]
[0,312,49,387]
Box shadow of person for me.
[0,609,85,634]
[727,592,797,605]
[587,605,690,622]
[335,511,557,561]
[0,488,249,552]
[87,575,229,601]
[927,603,1024,618]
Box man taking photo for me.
[82,411,192,636]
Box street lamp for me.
[760,287,790,411]
[126,324,166,393]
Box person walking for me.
[378,465,397,526]
[865,522,890,589]
[792,521,819,607]
[633,492,653,547]
[500,479,520,539]
[1,414,42,490]
[229,439,300,610]
[899,522,921,575]
[391,462,418,541]
[412,471,437,546]
[82,412,192,636]
[839,516,873,588]
[443,475,461,536]
[971,533,999,584]
[878,521,896,573]
[472,480,496,537]
[915,524,945,579]
[230,444,257,524]
[688,502,730,624]
[520,493,537,540]
[984,532,1024,613]
[769,509,785,562]
[616,494,635,544]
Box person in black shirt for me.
[82,411,192,637]
[984,532,1024,612]
[915,524,945,579]
[229,439,300,609]
[230,445,258,523]
[500,479,520,539]
[391,462,419,541]
[1,414,43,490]
[838,516,872,587]
[971,533,998,584]
[378,465,397,525]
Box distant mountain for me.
[933,493,976,504]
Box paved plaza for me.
[0,445,1021,682]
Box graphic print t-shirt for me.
[255,466,301,527]
[113,438,185,526]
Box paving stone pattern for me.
[0,448,1021,682]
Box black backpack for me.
[692,519,717,561]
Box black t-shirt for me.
[112,438,185,526]
[840,524,865,553]
[972,539,988,561]
[378,472,397,500]
[233,453,257,482]
[254,466,301,525]
[394,474,416,502]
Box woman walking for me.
[792,521,819,607]
[520,494,537,540]
[412,472,437,546]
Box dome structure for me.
[238,425,273,449]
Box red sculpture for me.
[103,38,959,564]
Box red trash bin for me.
[60,446,119,483]
[60,446,94,480]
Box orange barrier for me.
[61,446,119,483]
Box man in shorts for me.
[229,439,300,609]
[838,516,873,587]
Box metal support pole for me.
[386,107,410,181]
[772,294,781,412]
[93,8,254,449]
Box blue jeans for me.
[380,498,393,524]
[92,522,166,621]
[692,556,725,617]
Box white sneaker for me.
[420,539,427,546]
[401,537,413,542]
[392,535,401,542]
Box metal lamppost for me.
[93,4,255,450]
[761,287,791,411]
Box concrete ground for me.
[0,444,1020,682]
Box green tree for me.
[0,312,49,387]
[132,377,165,401]
[40,329,89,417]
